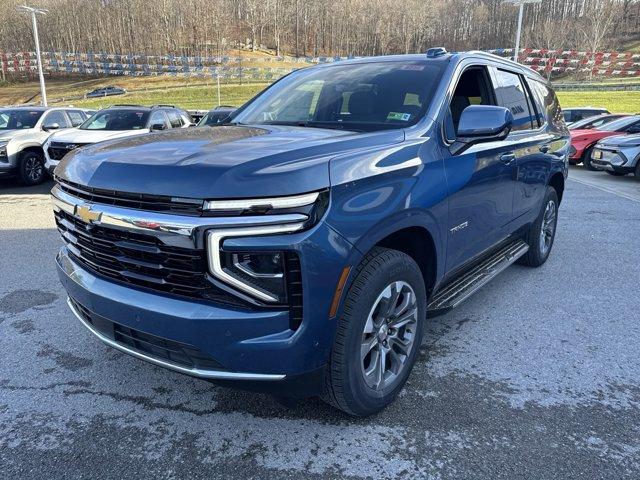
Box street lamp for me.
[503,0,541,63]
[17,5,48,106]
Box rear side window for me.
[167,110,183,128]
[67,110,86,127]
[493,69,535,131]
[528,80,561,127]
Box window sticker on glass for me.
[387,112,412,121]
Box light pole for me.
[18,5,48,106]
[503,0,541,63]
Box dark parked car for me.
[562,107,609,125]
[52,49,569,416]
[85,86,127,98]
[197,106,237,126]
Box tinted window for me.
[67,110,86,127]
[494,69,535,131]
[148,110,167,128]
[80,109,150,131]
[167,110,183,128]
[200,110,233,126]
[0,109,44,129]
[528,80,560,127]
[43,110,70,128]
[233,61,446,132]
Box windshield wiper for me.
[262,121,363,132]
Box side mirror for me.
[43,122,60,132]
[150,123,166,131]
[457,105,513,144]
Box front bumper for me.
[590,147,634,173]
[53,185,354,396]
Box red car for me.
[570,115,640,170]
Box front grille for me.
[56,178,203,215]
[55,208,244,306]
[69,297,224,370]
[48,142,89,161]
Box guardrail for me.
[552,83,640,91]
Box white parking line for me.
[569,176,640,204]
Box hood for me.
[598,133,640,148]
[49,128,148,144]
[570,129,621,142]
[56,125,404,199]
[0,128,35,142]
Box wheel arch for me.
[548,171,565,205]
[345,213,442,299]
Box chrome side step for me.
[427,239,529,316]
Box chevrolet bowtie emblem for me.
[75,205,101,224]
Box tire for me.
[606,171,626,176]
[582,146,597,171]
[18,150,46,185]
[322,247,426,416]
[634,161,640,181]
[519,186,559,268]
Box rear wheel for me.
[322,247,426,416]
[519,186,559,268]
[582,146,597,171]
[18,150,46,185]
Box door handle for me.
[539,145,551,153]
[499,153,516,165]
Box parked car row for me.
[0,104,236,185]
[567,112,640,179]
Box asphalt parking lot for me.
[1,168,639,480]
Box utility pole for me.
[18,5,48,106]
[503,0,541,63]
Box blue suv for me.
[52,50,569,416]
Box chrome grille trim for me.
[51,184,309,240]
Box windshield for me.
[569,115,621,130]
[199,110,233,127]
[599,116,640,132]
[0,109,44,130]
[231,61,446,132]
[79,109,150,131]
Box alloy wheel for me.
[539,200,557,256]
[24,154,44,182]
[360,281,418,391]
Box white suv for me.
[0,106,89,185]
[44,105,193,176]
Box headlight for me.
[206,190,328,303]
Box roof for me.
[308,50,546,82]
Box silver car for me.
[591,133,640,178]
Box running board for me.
[427,240,529,316]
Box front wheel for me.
[322,247,426,416]
[518,186,559,267]
[582,147,597,171]
[18,150,46,185]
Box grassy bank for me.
[3,76,639,113]
[556,91,640,113]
